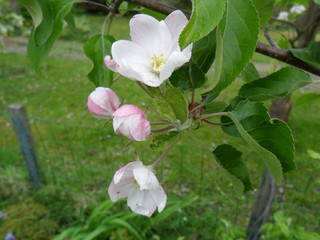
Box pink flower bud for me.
[113,104,150,141]
[87,87,120,118]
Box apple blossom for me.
[87,87,120,118]
[104,10,192,87]
[108,161,167,217]
[277,11,289,21]
[290,4,306,15]
[113,104,150,141]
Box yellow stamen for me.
[150,53,167,75]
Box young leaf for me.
[221,99,270,137]
[16,0,42,28]
[84,35,115,87]
[179,0,226,49]
[249,119,296,172]
[169,62,206,90]
[207,0,259,94]
[239,67,312,101]
[225,111,283,183]
[27,0,74,70]
[170,30,216,90]
[213,144,253,194]
[291,41,320,67]
[146,82,188,123]
[191,30,217,74]
[252,0,275,26]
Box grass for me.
[1,12,320,239]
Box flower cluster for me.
[87,10,190,216]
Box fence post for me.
[8,103,42,189]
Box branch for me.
[256,42,320,76]
[126,0,320,77]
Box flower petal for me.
[150,187,167,213]
[128,114,150,141]
[104,55,119,72]
[164,10,189,51]
[113,161,143,184]
[108,180,134,202]
[130,14,173,56]
[160,51,191,81]
[133,166,160,190]
[113,104,145,117]
[127,188,157,217]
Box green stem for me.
[196,112,226,120]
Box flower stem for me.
[150,121,169,126]
[151,125,174,133]
[152,133,181,169]
[203,119,225,126]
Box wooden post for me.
[8,104,42,189]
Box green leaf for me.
[291,41,320,67]
[207,0,259,94]
[146,82,188,123]
[169,62,206,90]
[191,30,217,74]
[27,0,74,70]
[84,34,115,87]
[225,110,283,183]
[221,99,270,137]
[249,119,296,172]
[294,93,320,106]
[150,132,179,150]
[239,67,312,101]
[203,101,228,114]
[221,99,296,181]
[179,0,226,49]
[213,144,253,194]
[252,0,275,26]
[16,0,42,28]
[240,63,260,83]
[170,30,216,90]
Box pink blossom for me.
[113,104,150,141]
[108,161,167,217]
[104,10,192,87]
[87,87,120,118]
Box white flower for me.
[104,10,192,87]
[290,4,306,15]
[278,11,289,21]
[108,161,167,217]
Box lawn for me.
[1,12,320,239]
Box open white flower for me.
[108,161,167,217]
[104,10,192,87]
